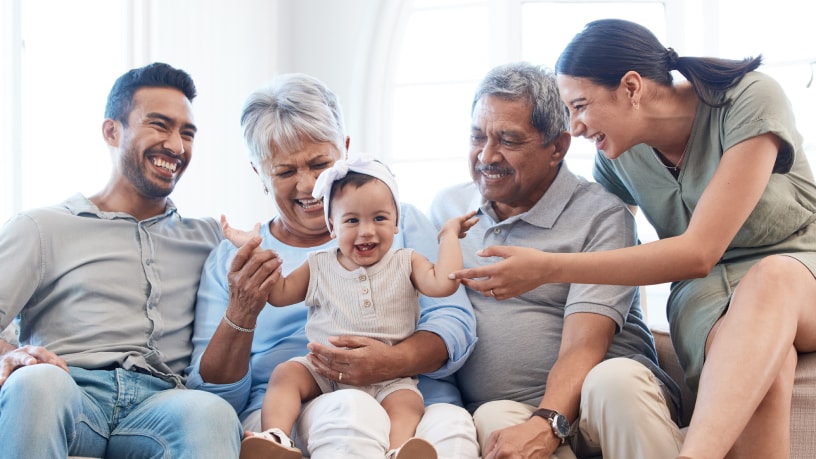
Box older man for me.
[429,62,683,459]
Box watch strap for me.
[530,408,569,443]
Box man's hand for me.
[306,336,402,386]
[0,345,68,387]
[483,418,560,459]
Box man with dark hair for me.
[0,62,243,458]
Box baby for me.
[232,156,477,459]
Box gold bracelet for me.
[222,313,256,333]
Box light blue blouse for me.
[186,203,478,419]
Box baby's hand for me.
[221,215,261,247]
[439,210,479,241]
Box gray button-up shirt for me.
[0,194,222,387]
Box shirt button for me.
[362,288,369,294]
[363,300,372,307]
[493,228,501,234]
[145,258,152,265]
[358,275,367,281]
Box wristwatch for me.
[530,408,570,443]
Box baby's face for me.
[329,179,399,270]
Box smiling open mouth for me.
[152,157,178,173]
[297,198,322,209]
[355,243,376,252]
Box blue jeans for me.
[0,364,242,458]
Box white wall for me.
[149,0,387,229]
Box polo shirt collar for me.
[475,162,580,229]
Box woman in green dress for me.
[451,18,816,459]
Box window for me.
[1,0,126,224]
[385,0,816,326]
[388,0,674,325]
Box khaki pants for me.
[473,358,684,459]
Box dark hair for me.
[327,168,398,222]
[555,19,762,108]
[329,171,379,202]
[104,62,197,124]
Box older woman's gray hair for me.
[472,62,569,146]
[240,73,346,165]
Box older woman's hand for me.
[448,245,550,300]
[306,336,403,386]
[226,236,282,325]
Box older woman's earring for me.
[632,100,640,110]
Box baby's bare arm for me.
[221,215,309,306]
[411,211,479,297]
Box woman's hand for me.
[448,245,550,299]
[306,336,401,386]
[226,235,282,324]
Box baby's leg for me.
[381,389,425,450]
[260,361,322,435]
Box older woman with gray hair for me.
[186,73,479,459]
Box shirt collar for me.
[475,162,581,229]
[64,193,178,221]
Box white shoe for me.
[240,427,302,459]
[385,437,437,459]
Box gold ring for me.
[490,289,495,297]
[338,372,343,382]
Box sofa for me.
[3,323,815,457]
[652,326,816,458]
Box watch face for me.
[553,414,570,438]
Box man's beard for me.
[121,147,178,198]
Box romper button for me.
[358,275,367,281]
[362,288,369,294]
[363,300,372,307]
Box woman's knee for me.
[739,255,812,304]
